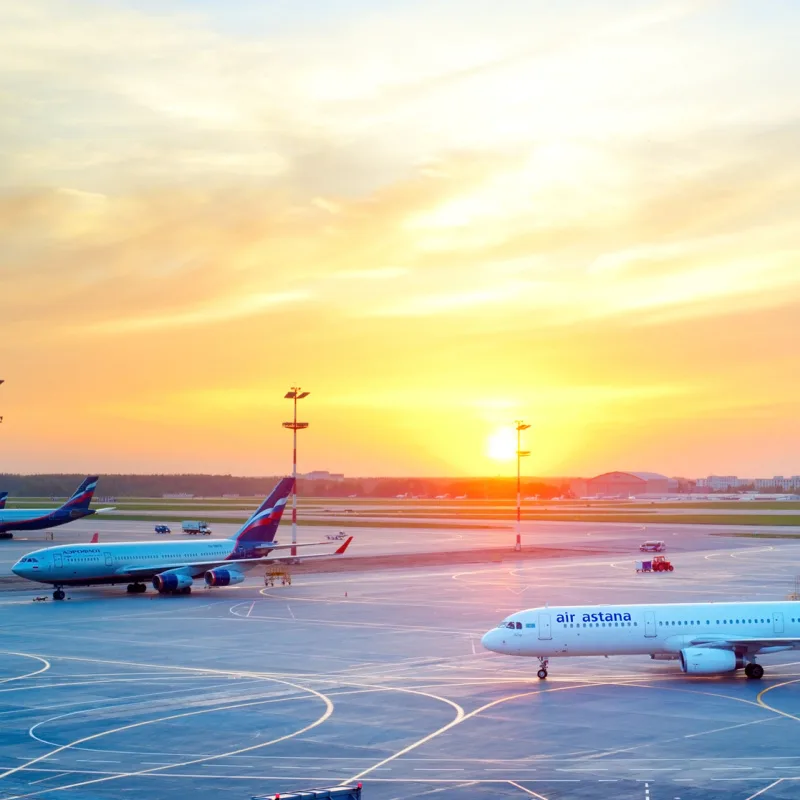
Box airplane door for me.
[53,554,62,569]
[104,552,113,567]
[538,614,552,640]
[773,613,784,634]
[644,611,657,638]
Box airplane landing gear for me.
[745,662,764,680]
[52,588,65,601]
[126,583,147,594]
[537,658,549,680]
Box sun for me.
[487,427,517,461]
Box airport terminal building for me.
[585,471,670,497]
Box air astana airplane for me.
[12,477,352,600]
[0,477,110,538]
[481,601,800,680]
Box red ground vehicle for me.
[636,555,674,573]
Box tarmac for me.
[1,521,799,800]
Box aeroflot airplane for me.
[0,477,112,538]
[0,492,7,510]
[481,601,800,681]
[12,477,352,600]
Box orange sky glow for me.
[2,1,800,477]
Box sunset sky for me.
[2,0,800,478]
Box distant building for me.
[302,471,345,482]
[163,492,194,499]
[586,471,670,497]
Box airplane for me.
[481,600,800,681]
[12,477,353,601]
[0,492,6,510]
[325,531,348,541]
[454,494,468,500]
[0,477,112,538]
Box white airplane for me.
[454,494,468,500]
[325,531,348,541]
[12,477,352,601]
[481,601,800,681]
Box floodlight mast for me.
[283,387,309,557]
[515,421,530,552]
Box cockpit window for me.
[515,622,522,630]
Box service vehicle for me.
[639,540,666,552]
[154,524,171,534]
[181,520,211,535]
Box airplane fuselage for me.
[482,602,800,659]
[12,539,272,587]
[0,508,95,534]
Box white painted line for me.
[414,769,465,772]
[703,767,754,771]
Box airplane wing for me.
[687,635,800,655]
[115,537,353,577]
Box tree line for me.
[0,473,570,499]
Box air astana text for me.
[556,611,633,623]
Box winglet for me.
[335,536,353,555]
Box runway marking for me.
[757,679,800,724]
[744,780,785,799]
[287,604,295,620]
[346,678,646,783]
[0,672,335,797]
[507,780,549,799]
[0,654,50,685]
[26,772,73,786]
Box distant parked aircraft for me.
[0,477,113,538]
[0,492,6,510]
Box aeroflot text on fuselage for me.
[556,612,633,623]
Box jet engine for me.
[204,568,245,587]
[152,572,193,593]
[680,647,743,675]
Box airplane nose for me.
[11,563,24,577]
[481,630,499,652]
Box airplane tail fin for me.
[230,477,294,546]
[0,492,7,510]
[90,532,99,543]
[59,476,99,513]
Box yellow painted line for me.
[757,679,800,724]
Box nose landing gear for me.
[537,658,549,679]
[52,587,65,601]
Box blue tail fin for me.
[230,477,294,546]
[0,492,6,510]
[59,476,99,513]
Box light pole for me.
[283,387,309,557]
[515,421,530,551]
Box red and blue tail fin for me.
[59,476,98,513]
[0,492,7,510]
[230,477,294,546]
